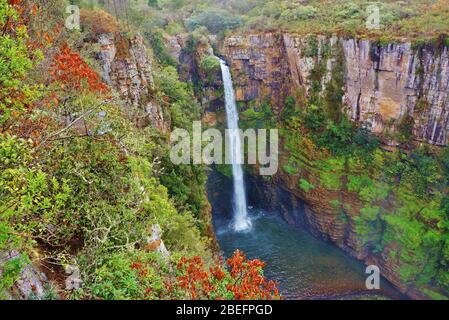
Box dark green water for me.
[213,209,404,300]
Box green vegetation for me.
[283,108,449,295]
[240,101,276,130]
[299,179,315,193]
[200,55,220,74]
[0,0,255,300]
[145,28,177,67]
[185,8,243,34]
[106,0,449,43]
[278,41,449,296]
[3,0,449,302]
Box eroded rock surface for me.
[0,251,48,300]
[218,33,449,299]
[220,33,449,146]
[98,33,167,131]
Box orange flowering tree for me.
[173,250,281,300]
[51,43,108,94]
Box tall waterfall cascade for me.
[218,58,252,232]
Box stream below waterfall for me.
[213,208,405,300]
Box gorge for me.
[172,31,449,300]
[2,0,449,302]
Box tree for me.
[0,0,41,129]
[186,8,243,34]
[51,43,108,94]
[80,8,119,34]
[146,29,177,67]
[174,250,281,300]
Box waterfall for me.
[219,58,251,232]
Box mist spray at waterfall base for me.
[219,58,252,232]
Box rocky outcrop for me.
[166,35,224,112]
[0,251,49,300]
[145,224,170,261]
[220,34,293,114]
[220,33,449,146]
[97,33,167,131]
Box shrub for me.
[80,8,119,34]
[299,179,315,193]
[240,101,276,129]
[0,0,42,128]
[200,55,220,74]
[89,251,170,300]
[148,0,159,8]
[280,5,317,22]
[283,163,298,175]
[173,251,281,300]
[145,29,177,67]
[396,113,415,142]
[51,43,108,94]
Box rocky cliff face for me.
[343,39,449,146]
[97,33,167,131]
[219,34,293,114]
[216,33,449,299]
[246,171,428,299]
[220,33,449,146]
[163,31,447,298]
[167,34,224,113]
[0,251,49,300]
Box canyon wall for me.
[165,32,449,298]
[97,33,168,131]
[217,33,449,299]
[246,169,427,299]
[168,35,224,113]
[220,33,449,146]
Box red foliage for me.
[210,265,225,281]
[1,0,55,138]
[51,44,108,94]
[6,1,64,50]
[177,256,214,299]
[174,250,281,300]
[225,250,280,300]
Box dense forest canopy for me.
[81,0,449,42]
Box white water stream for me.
[219,58,251,231]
